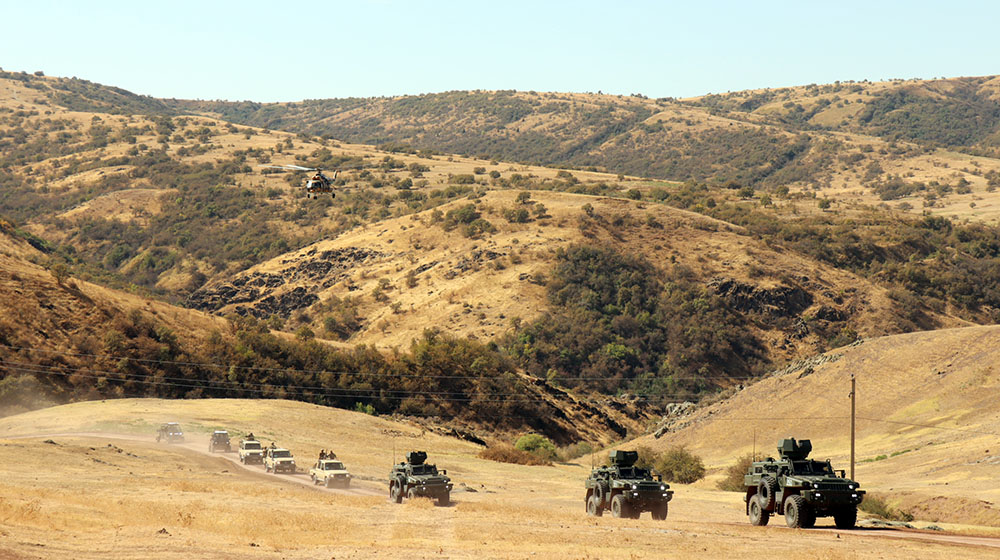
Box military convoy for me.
[585,450,673,519]
[744,438,865,529]
[389,451,453,506]
[151,422,867,529]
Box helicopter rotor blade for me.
[261,164,318,172]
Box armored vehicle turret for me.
[744,438,864,529]
[585,450,673,519]
[389,451,452,506]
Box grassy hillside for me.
[175,76,1000,223]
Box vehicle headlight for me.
[660,484,666,491]
[813,482,820,489]
[631,484,637,490]
[848,484,855,490]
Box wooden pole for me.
[850,373,856,480]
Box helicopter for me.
[261,165,339,198]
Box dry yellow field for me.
[0,398,998,559]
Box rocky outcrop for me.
[708,277,813,317]
[187,246,385,318]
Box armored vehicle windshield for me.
[410,464,437,475]
[790,460,835,475]
[616,467,651,479]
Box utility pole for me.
[850,373,856,480]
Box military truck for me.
[208,430,231,453]
[263,447,296,474]
[389,451,453,506]
[310,459,352,488]
[744,438,865,529]
[155,422,184,443]
[238,436,264,464]
[585,450,673,519]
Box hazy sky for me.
[2,0,996,102]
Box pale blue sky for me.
[1,1,996,102]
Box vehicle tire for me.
[834,506,858,529]
[594,482,609,506]
[784,495,811,528]
[325,478,333,488]
[651,502,669,521]
[749,498,770,526]
[587,495,602,517]
[437,492,450,507]
[801,506,816,528]
[758,476,778,511]
[407,488,418,500]
[611,495,630,519]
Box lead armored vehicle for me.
[208,430,231,453]
[585,450,673,519]
[155,422,184,443]
[744,438,865,528]
[389,451,453,506]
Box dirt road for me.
[13,431,384,498]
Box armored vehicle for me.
[238,437,264,464]
[389,451,453,506]
[310,459,352,488]
[208,430,231,453]
[263,447,296,474]
[155,422,184,443]
[585,450,673,519]
[744,438,865,529]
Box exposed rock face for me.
[187,247,385,318]
[708,278,813,317]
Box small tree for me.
[818,198,832,209]
[515,190,532,204]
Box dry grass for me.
[478,443,551,466]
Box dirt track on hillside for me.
[8,431,1000,553]
[11,431,384,498]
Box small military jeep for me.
[263,447,296,474]
[208,430,231,453]
[389,451,453,506]
[238,437,264,464]
[744,438,865,529]
[155,422,184,443]
[585,450,673,519]
[310,459,352,488]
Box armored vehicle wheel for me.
[758,475,778,510]
[749,498,769,526]
[610,495,631,519]
[587,496,602,517]
[390,482,403,503]
[784,495,811,528]
[834,506,857,529]
[651,502,669,520]
[437,492,450,507]
[407,488,418,500]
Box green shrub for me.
[717,454,754,491]
[515,433,557,461]
[859,493,914,522]
[653,445,705,484]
